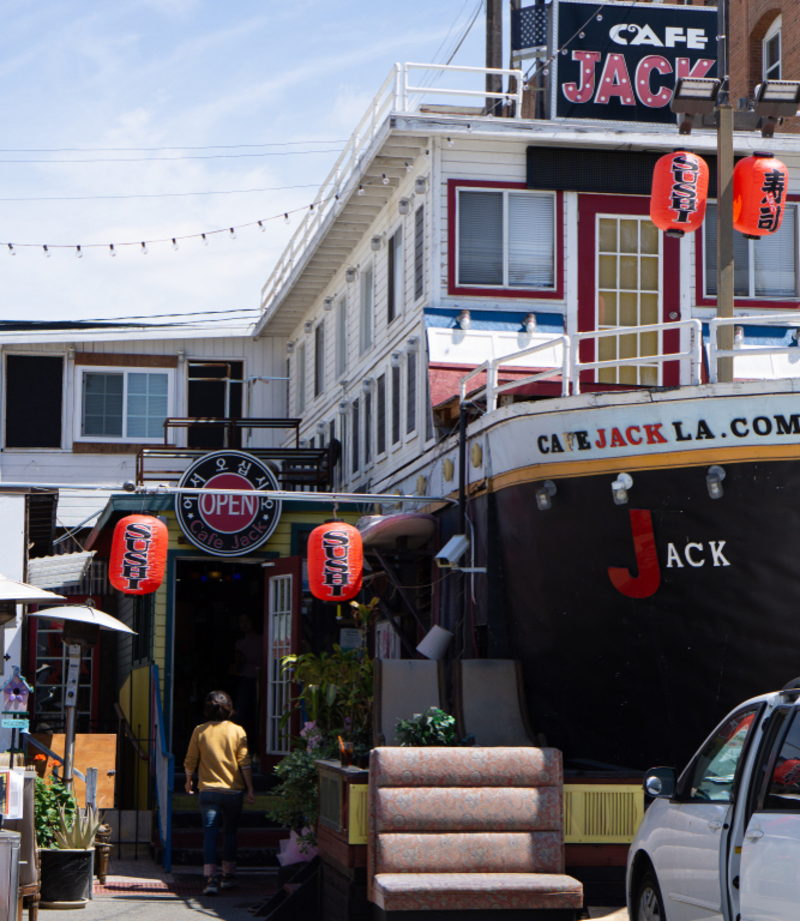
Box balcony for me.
[136,418,335,491]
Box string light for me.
[258,221,265,231]
[76,246,83,258]
[109,244,116,257]
[8,244,15,255]
[202,233,208,245]
[43,245,50,257]
[382,174,389,185]
[141,242,148,255]
[284,212,290,223]
[229,228,236,240]
[172,238,179,251]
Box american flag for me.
[511,5,549,61]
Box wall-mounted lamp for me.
[371,235,383,251]
[405,161,414,173]
[299,438,309,448]
[706,465,726,499]
[535,480,557,510]
[457,309,472,330]
[406,336,419,352]
[381,174,389,185]
[523,313,537,334]
[304,321,313,333]
[337,400,349,416]
[733,326,744,348]
[612,473,633,505]
[398,198,411,215]
[345,267,357,283]
[323,297,334,311]
[316,421,327,435]
[390,352,402,368]
[362,377,374,392]
[286,342,295,354]
[415,177,427,194]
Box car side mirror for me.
[643,766,676,798]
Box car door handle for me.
[708,821,723,830]
[745,829,764,841]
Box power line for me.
[0,183,323,203]
[0,149,342,165]
[0,139,349,154]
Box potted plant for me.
[35,777,102,905]
[395,707,458,746]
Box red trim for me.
[577,194,680,387]
[695,194,800,309]
[448,180,564,300]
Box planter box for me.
[40,848,94,903]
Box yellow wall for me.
[118,665,152,806]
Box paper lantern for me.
[109,515,168,595]
[733,151,788,238]
[650,151,709,237]
[307,522,363,602]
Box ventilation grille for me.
[563,784,644,844]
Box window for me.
[335,296,347,378]
[351,398,360,473]
[685,705,760,802]
[425,370,434,442]
[391,364,401,446]
[705,203,798,298]
[364,389,372,465]
[314,322,325,397]
[79,369,169,441]
[764,17,782,81]
[297,345,306,413]
[6,355,63,448]
[762,710,800,811]
[187,360,243,449]
[360,266,373,354]
[406,350,417,435]
[387,226,403,324]
[457,188,555,289]
[414,206,425,301]
[377,373,386,455]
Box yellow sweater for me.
[184,721,251,792]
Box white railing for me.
[259,62,524,318]
[459,320,704,410]
[708,313,800,383]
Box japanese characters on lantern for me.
[650,151,709,236]
[733,152,788,239]
[307,522,363,602]
[109,514,169,595]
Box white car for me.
[627,680,800,921]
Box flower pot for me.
[40,847,94,903]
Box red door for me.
[261,557,302,768]
[578,195,681,387]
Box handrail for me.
[259,62,525,320]
[458,320,704,407]
[708,313,800,383]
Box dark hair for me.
[204,690,233,721]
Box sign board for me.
[176,450,282,556]
[1,715,28,730]
[552,0,717,125]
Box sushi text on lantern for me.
[321,528,352,596]
[122,521,155,590]
[759,169,785,232]
[670,154,699,222]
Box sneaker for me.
[202,877,218,896]
[220,876,235,891]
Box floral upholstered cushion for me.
[374,786,562,833]
[372,872,584,911]
[375,832,563,874]
[370,747,562,789]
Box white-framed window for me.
[406,349,417,436]
[376,373,387,456]
[364,388,373,466]
[314,321,325,397]
[391,363,401,447]
[74,367,172,442]
[351,397,360,474]
[297,344,307,413]
[705,202,798,299]
[414,205,425,301]
[335,295,347,378]
[360,265,374,354]
[456,188,555,289]
[387,225,403,324]
[763,16,782,81]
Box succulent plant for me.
[52,805,102,849]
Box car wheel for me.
[636,871,667,921]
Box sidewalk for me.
[37,857,628,920]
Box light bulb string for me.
[2,174,393,254]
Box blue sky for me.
[0,1,492,324]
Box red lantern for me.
[307,522,363,602]
[733,151,788,238]
[109,515,168,595]
[650,151,709,237]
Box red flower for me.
[33,754,46,762]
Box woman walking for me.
[184,690,255,895]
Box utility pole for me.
[486,0,503,113]
[716,0,735,383]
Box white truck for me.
[627,681,800,921]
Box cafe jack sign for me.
[552,1,718,125]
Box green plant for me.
[34,777,78,849]
[52,805,102,849]
[395,707,458,746]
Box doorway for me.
[187,360,244,449]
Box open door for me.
[261,556,302,769]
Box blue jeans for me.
[199,790,244,873]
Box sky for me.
[0,1,494,327]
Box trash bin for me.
[0,829,21,921]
